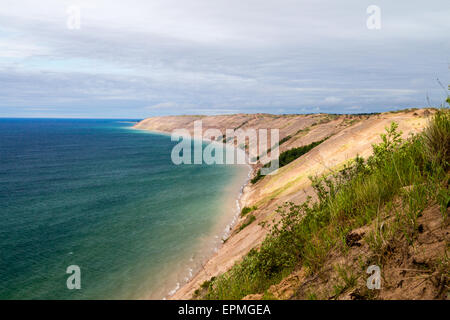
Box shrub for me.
[278,138,328,167]
[241,206,257,217]
[239,214,256,232]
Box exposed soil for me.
[243,205,449,300]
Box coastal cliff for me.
[134,108,449,300]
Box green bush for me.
[250,171,264,184]
[278,138,327,167]
[239,214,256,232]
[241,206,257,217]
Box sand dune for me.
[134,108,431,299]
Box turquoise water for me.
[0,119,248,299]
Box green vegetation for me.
[422,107,450,167]
[200,277,216,289]
[294,127,310,136]
[278,138,327,167]
[200,105,450,300]
[251,138,328,184]
[278,135,292,146]
[255,135,293,162]
[388,107,420,114]
[332,265,358,297]
[193,277,217,298]
[238,214,256,232]
[234,120,249,130]
[241,206,257,217]
[353,112,381,116]
[250,170,263,184]
[306,292,318,300]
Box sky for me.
[0,0,449,118]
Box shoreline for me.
[132,126,255,299]
[164,163,253,300]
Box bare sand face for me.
[134,109,431,299]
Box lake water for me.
[0,119,248,299]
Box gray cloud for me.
[0,0,449,118]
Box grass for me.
[334,265,358,295]
[199,105,450,300]
[306,292,318,300]
[422,107,450,167]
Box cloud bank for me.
[0,0,449,118]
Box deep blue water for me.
[0,119,247,299]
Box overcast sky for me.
[0,0,449,118]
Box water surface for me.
[0,119,248,299]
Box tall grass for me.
[422,108,450,168]
[202,107,449,300]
